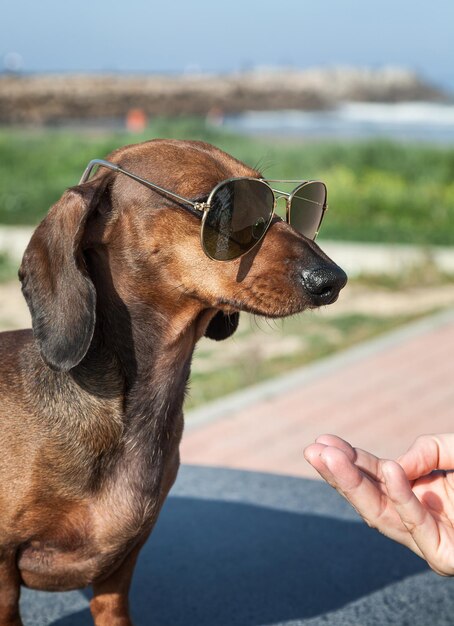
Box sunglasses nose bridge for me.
[273,193,289,221]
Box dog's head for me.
[19,139,346,371]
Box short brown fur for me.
[0,139,346,625]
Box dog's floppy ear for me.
[204,311,240,341]
[19,180,105,372]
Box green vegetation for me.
[187,309,431,409]
[1,119,454,244]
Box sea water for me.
[222,102,454,144]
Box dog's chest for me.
[92,479,157,543]
[19,392,182,591]
[19,469,166,591]
[90,436,181,548]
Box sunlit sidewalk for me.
[181,308,454,479]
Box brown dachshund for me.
[0,139,346,625]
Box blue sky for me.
[1,0,453,90]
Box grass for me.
[186,310,428,409]
[1,119,454,244]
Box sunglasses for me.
[80,159,328,262]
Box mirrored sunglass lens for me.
[289,182,326,240]
[202,180,274,260]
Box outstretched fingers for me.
[304,442,423,554]
[305,444,386,517]
[313,434,384,482]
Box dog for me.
[0,139,346,625]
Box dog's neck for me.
[87,297,213,500]
[78,254,216,472]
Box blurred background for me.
[1,1,453,448]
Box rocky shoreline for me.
[0,67,447,124]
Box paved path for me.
[181,308,454,479]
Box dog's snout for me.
[301,265,347,305]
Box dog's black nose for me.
[302,265,347,305]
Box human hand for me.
[304,433,454,576]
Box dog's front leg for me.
[90,541,144,626]
[0,554,23,626]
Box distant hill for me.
[0,67,448,125]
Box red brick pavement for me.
[181,309,454,479]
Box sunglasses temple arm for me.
[79,159,114,184]
[79,159,199,209]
